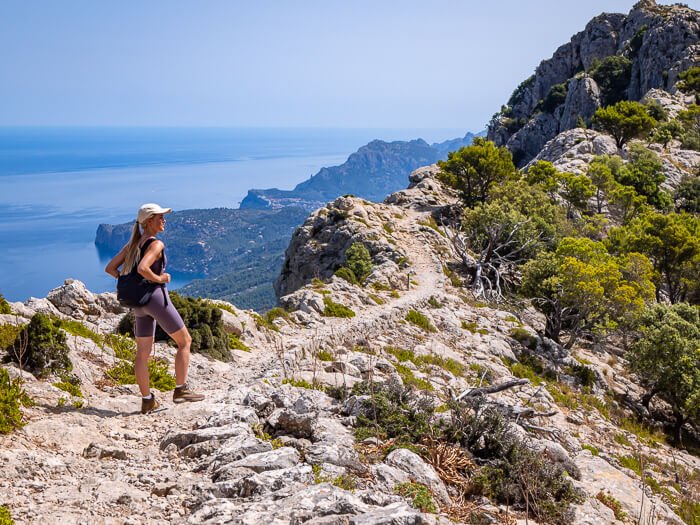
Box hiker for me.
[105,203,204,413]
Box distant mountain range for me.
[240,133,481,210]
[96,131,483,309]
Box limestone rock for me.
[559,74,601,130]
[276,408,317,439]
[384,448,450,506]
[218,309,243,336]
[160,423,250,450]
[82,442,128,460]
[526,128,618,174]
[349,502,429,525]
[229,447,300,473]
[575,450,683,524]
[23,297,62,318]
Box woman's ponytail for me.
[119,222,143,276]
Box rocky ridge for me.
[488,0,700,165]
[2,167,697,524]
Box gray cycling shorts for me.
[132,286,185,338]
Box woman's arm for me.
[105,245,128,278]
[138,240,170,284]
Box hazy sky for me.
[1,1,698,131]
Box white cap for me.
[137,203,172,224]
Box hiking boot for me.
[173,384,205,404]
[141,394,160,413]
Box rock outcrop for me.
[488,1,700,165]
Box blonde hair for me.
[120,222,143,276]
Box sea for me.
[0,126,465,302]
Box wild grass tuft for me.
[405,310,436,332]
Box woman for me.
[106,203,204,413]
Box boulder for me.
[575,450,682,524]
[229,447,300,473]
[384,448,450,505]
[160,423,250,450]
[219,309,243,336]
[350,503,429,525]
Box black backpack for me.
[116,238,168,308]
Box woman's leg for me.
[135,336,154,396]
[168,326,192,386]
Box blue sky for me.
[1,1,698,131]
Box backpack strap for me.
[139,237,157,257]
[139,237,169,307]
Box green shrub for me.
[343,242,373,283]
[581,444,599,456]
[281,378,327,392]
[618,417,666,446]
[104,335,176,391]
[252,313,279,332]
[228,333,250,352]
[395,482,438,513]
[264,307,291,326]
[352,380,435,444]
[509,327,537,350]
[618,454,641,475]
[322,297,355,318]
[317,350,335,362]
[469,363,493,385]
[3,314,72,378]
[462,321,478,333]
[212,301,237,316]
[0,368,31,434]
[367,293,385,305]
[106,358,176,392]
[52,381,83,398]
[385,346,416,363]
[570,364,596,387]
[676,498,700,525]
[405,310,436,333]
[535,81,569,113]
[312,463,358,491]
[589,55,632,106]
[0,505,13,525]
[382,223,393,234]
[0,324,24,351]
[420,354,465,377]
[428,296,442,308]
[117,293,232,361]
[0,293,10,315]
[54,318,103,347]
[443,266,462,287]
[396,364,433,391]
[334,266,358,285]
[645,100,668,122]
[452,397,583,524]
[371,282,390,291]
[390,290,400,299]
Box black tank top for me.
[139,238,166,275]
